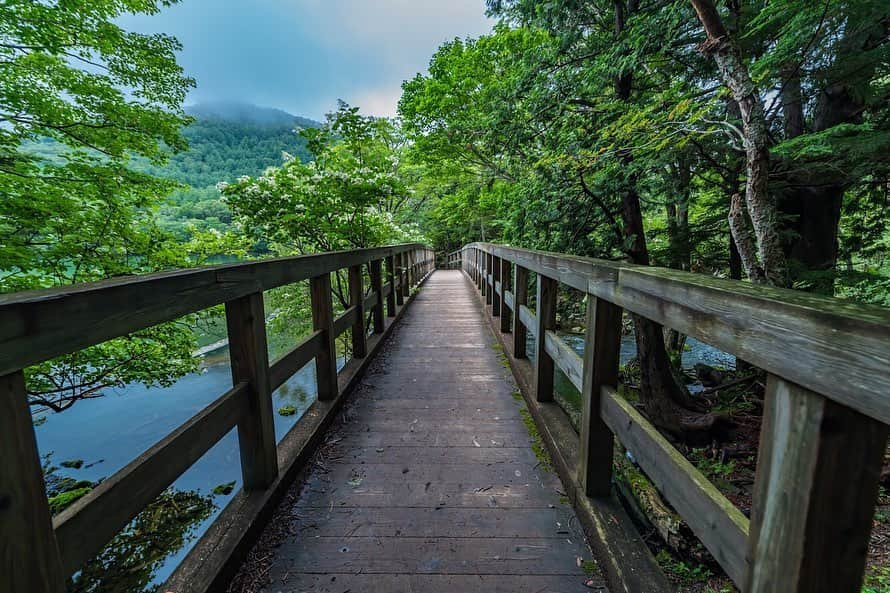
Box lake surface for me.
[33,330,732,589]
[34,347,323,587]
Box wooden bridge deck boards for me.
[255,270,606,593]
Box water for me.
[556,332,736,371]
[33,327,731,589]
[33,346,322,588]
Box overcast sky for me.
[121,0,494,119]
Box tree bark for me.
[691,0,787,286]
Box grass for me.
[519,407,553,471]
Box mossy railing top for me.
[0,243,434,593]
[458,242,889,593]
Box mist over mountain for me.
[149,103,320,238]
[185,101,319,130]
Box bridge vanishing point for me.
[1,243,888,593]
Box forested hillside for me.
[150,102,319,239]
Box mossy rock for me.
[48,487,91,514]
[278,405,297,416]
[212,481,236,496]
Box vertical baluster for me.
[500,258,512,333]
[395,253,405,306]
[491,254,502,317]
[578,296,623,496]
[0,370,66,593]
[310,273,338,401]
[369,259,385,333]
[385,255,397,316]
[746,375,888,593]
[226,292,278,489]
[534,274,557,402]
[348,265,367,358]
[513,264,529,358]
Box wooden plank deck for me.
[250,270,607,593]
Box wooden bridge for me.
[2,243,888,593]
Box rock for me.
[694,363,725,387]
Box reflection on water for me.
[33,345,326,589]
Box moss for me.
[519,407,553,471]
[655,549,714,586]
[582,559,600,577]
[48,487,91,515]
[278,405,297,416]
[212,481,236,496]
[862,565,890,593]
[60,459,84,469]
[511,389,523,402]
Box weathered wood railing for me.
[0,244,434,593]
[457,243,889,593]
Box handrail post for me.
[491,254,502,317]
[310,273,338,401]
[500,258,512,333]
[746,376,888,593]
[484,252,492,304]
[1,370,67,593]
[226,291,278,489]
[513,265,529,358]
[385,255,396,316]
[369,259,385,333]
[348,265,367,358]
[534,274,557,402]
[578,296,623,496]
[395,253,405,306]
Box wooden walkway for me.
[254,270,606,593]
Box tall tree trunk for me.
[612,0,711,436]
[691,0,787,286]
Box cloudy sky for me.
[121,0,494,119]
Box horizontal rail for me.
[0,244,425,376]
[600,386,750,585]
[52,382,249,575]
[544,330,584,391]
[471,243,890,424]
[463,241,889,593]
[333,305,359,338]
[269,331,324,390]
[519,304,536,334]
[1,243,436,592]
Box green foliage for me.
[655,549,715,587]
[862,565,890,593]
[277,405,297,417]
[212,481,236,496]
[48,487,92,514]
[70,489,215,593]
[222,101,424,255]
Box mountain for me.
[185,101,318,129]
[148,103,321,239]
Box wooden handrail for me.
[462,242,889,593]
[0,244,435,593]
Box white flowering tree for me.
[220,102,425,351]
[221,102,422,255]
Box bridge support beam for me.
[0,370,67,593]
[578,296,623,497]
[310,273,338,401]
[226,292,279,490]
[512,265,529,358]
[349,265,367,358]
[500,258,512,333]
[534,274,557,402]
[746,376,888,593]
[491,255,502,318]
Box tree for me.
[0,0,212,411]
